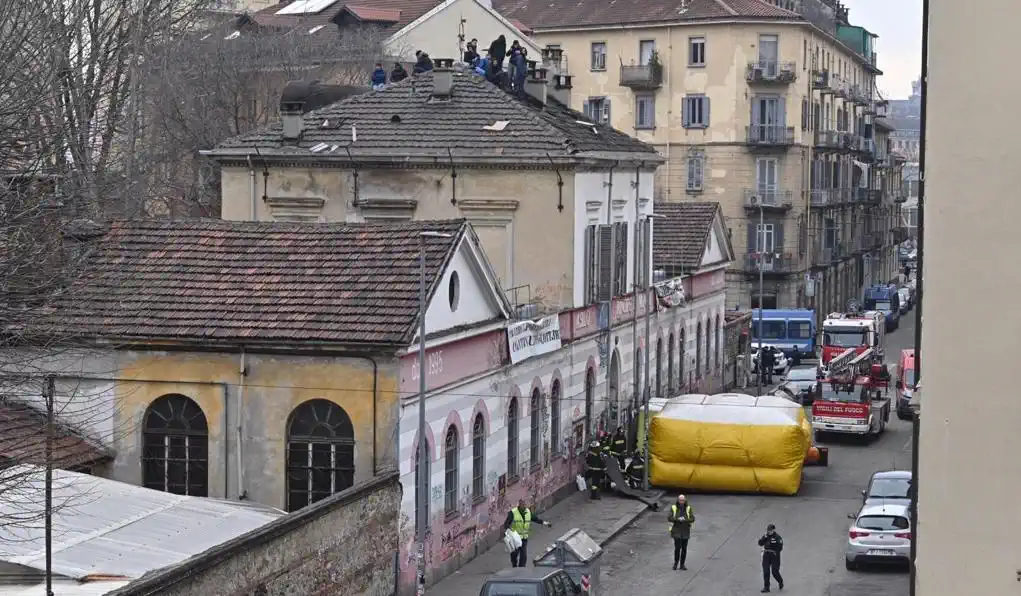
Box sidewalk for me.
[431,488,665,595]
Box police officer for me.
[503,499,551,567]
[609,426,627,471]
[668,495,694,570]
[585,441,606,499]
[760,347,776,385]
[757,523,784,592]
[625,450,645,489]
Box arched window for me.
[529,389,542,469]
[655,337,663,397]
[706,317,713,373]
[142,394,208,497]
[550,380,561,456]
[286,399,355,512]
[472,414,485,500]
[715,313,722,369]
[634,347,642,398]
[584,368,595,441]
[696,322,703,377]
[679,327,686,388]
[444,425,459,515]
[507,398,519,479]
[667,333,675,394]
[414,442,430,529]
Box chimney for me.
[541,45,564,74]
[524,67,549,105]
[550,73,572,106]
[432,58,455,98]
[280,80,308,142]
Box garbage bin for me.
[533,528,602,594]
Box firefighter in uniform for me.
[584,441,606,499]
[609,426,627,471]
[625,450,646,489]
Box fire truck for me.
[820,311,885,365]
[811,347,891,438]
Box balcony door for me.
[639,40,655,66]
[756,158,778,204]
[752,96,785,141]
[758,34,779,76]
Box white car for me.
[845,502,912,570]
[751,344,789,375]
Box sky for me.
[842,0,922,99]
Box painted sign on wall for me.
[690,269,726,298]
[507,315,562,364]
[399,329,507,396]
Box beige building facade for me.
[498,0,904,319]
[916,0,1017,593]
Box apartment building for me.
[918,1,1020,593]
[496,0,902,318]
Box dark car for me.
[862,470,913,509]
[780,365,822,404]
[479,568,583,596]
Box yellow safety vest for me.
[669,504,692,531]
[511,508,532,539]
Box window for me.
[789,320,813,339]
[583,97,610,125]
[448,271,460,311]
[683,95,709,128]
[142,394,209,497]
[755,223,775,253]
[801,99,808,130]
[655,337,663,397]
[695,322,703,377]
[635,94,655,129]
[639,40,655,65]
[667,333,675,393]
[756,158,778,198]
[679,328,686,386]
[530,389,542,468]
[414,442,430,529]
[472,414,485,500]
[286,399,355,512]
[715,314,721,369]
[686,152,705,192]
[751,96,785,141]
[613,221,628,296]
[688,36,705,66]
[634,347,642,396]
[444,425,459,515]
[507,398,519,479]
[758,34,779,74]
[824,217,836,249]
[550,380,561,456]
[591,42,607,71]
[706,319,712,373]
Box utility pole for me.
[605,166,617,432]
[416,231,451,596]
[641,215,662,491]
[631,172,640,429]
[44,375,55,596]
[756,201,765,397]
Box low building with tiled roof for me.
[492,0,899,315]
[206,68,663,313]
[653,201,732,276]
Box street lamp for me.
[416,230,452,596]
[749,196,765,397]
[640,214,663,492]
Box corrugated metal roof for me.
[4,580,132,595]
[0,465,284,581]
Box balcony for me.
[620,63,663,90]
[746,125,795,149]
[812,69,831,91]
[875,100,890,118]
[848,85,871,105]
[893,191,908,203]
[870,231,885,249]
[814,129,841,150]
[892,227,909,244]
[812,245,833,266]
[840,132,858,151]
[744,189,794,210]
[744,252,797,274]
[810,189,832,207]
[746,61,797,85]
[860,138,877,158]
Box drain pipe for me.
[237,349,248,500]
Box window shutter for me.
[604,99,611,125]
[583,100,591,120]
[686,157,696,189]
[641,219,651,288]
[615,222,628,295]
[747,222,757,255]
[776,222,785,253]
[778,99,787,128]
[801,99,808,130]
[597,224,613,301]
[704,96,711,127]
[585,225,596,303]
[751,97,761,126]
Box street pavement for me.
[597,310,918,596]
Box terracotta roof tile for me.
[252,0,443,32]
[653,201,720,270]
[0,400,111,470]
[38,219,466,346]
[492,0,801,29]
[344,5,401,22]
[214,71,658,159]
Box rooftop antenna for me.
[457,16,466,61]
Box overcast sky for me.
[843,0,922,99]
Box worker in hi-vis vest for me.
[668,494,695,570]
[503,499,552,567]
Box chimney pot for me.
[432,59,455,98]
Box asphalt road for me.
[597,310,918,596]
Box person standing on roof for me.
[503,499,551,567]
[668,494,695,570]
[488,34,507,72]
[511,42,527,95]
[413,50,433,74]
[390,62,408,83]
[464,38,479,63]
[370,63,386,90]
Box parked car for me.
[862,470,913,509]
[479,568,583,596]
[845,502,912,570]
[897,287,912,313]
[777,365,821,404]
[751,344,789,376]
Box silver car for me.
[862,470,912,509]
[779,366,821,404]
[845,502,912,570]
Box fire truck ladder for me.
[826,347,875,378]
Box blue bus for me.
[750,309,817,361]
[863,284,900,331]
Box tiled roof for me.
[213,71,659,159]
[493,0,801,30]
[0,400,111,470]
[36,219,466,346]
[252,0,443,32]
[653,201,720,270]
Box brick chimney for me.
[280,81,308,142]
[550,73,572,106]
[432,58,455,98]
[524,67,549,105]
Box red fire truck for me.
[811,347,891,438]
[820,311,885,365]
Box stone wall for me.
[108,473,401,596]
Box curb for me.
[598,490,665,547]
